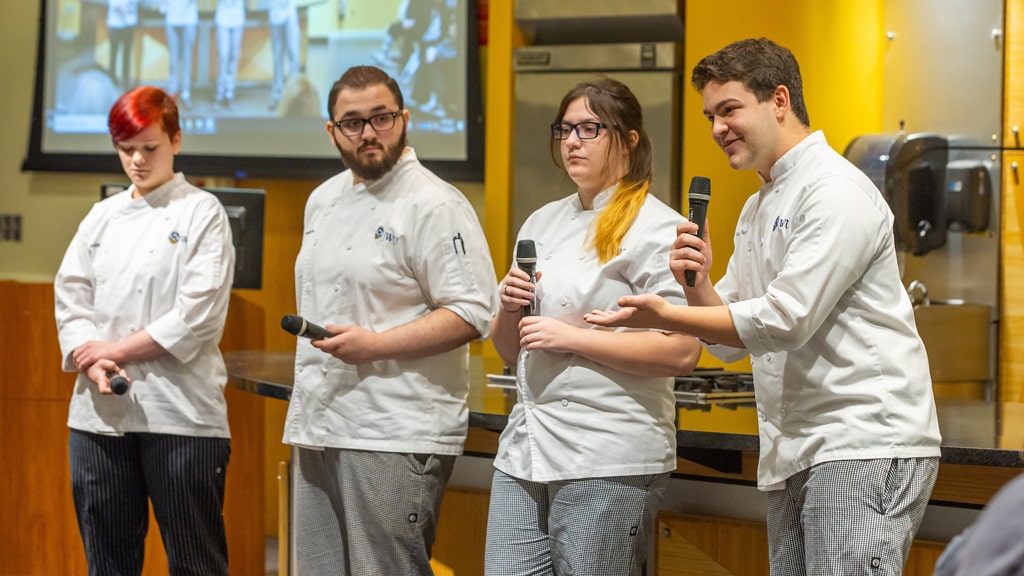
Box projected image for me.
[38,0,473,172]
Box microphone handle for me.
[686,201,709,287]
[300,319,334,340]
[518,263,537,316]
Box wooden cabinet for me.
[1001,151,1024,401]
[655,512,947,576]
[1005,0,1024,148]
[1003,0,1024,401]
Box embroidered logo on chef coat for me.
[374,226,399,244]
[168,231,186,244]
[772,216,790,232]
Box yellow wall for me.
[681,1,885,370]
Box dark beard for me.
[336,128,407,181]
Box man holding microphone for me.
[586,38,941,575]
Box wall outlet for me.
[0,214,22,242]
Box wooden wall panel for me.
[657,513,769,576]
[234,177,315,537]
[0,280,70,401]
[0,282,267,575]
[656,512,947,576]
[0,397,88,575]
[431,487,491,576]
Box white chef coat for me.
[494,187,686,482]
[268,0,297,26]
[55,173,235,438]
[705,131,942,490]
[284,149,498,455]
[214,0,245,28]
[107,0,138,28]
[163,0,198,26]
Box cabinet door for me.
[1006,0,1024,147]
[1001,151,1024,401]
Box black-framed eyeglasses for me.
[551,121,607,140]
[333,111,402,136]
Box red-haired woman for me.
[486,77,703,575]
[54,85,235,575]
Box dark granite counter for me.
[224,350,1024,470]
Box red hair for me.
[107,86,180,143]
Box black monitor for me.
[26,0,484,182]
[101,183,265,290]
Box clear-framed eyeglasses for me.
[551,121,607,140]
[333,111,401,137]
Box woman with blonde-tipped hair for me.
[485,77,703,575]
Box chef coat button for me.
[545,254,552,260]
[561,399,568,407]
[321,366,328,374]
[759,411,767,422]
[561,299,568,307]
[347,246,352,251]
[765,353,773,361]
[780,408,786,417]
[578,255,584,260]
[333,286,340,293]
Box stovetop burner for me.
[674,369,756,406]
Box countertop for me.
[225,350,1024,470]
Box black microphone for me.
[685,176,712,287]
[515,239,538,316]
[280,314,333,340]
[107,372,129,395]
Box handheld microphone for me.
[685,176,712,287]
[280,314,333,340]
[515,239,538,316]
[107,372,129,395]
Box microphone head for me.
[280,314,303,336]
[110,375,129,395]
[688,176,711,203]
[516,239,537,263]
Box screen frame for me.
[22,0,485,182]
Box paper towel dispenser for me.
[843,133,990,256]
[946,159,992,233]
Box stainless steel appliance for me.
[512,43,683,233]
[511,1,685,234]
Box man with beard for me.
[283,65,498,575]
